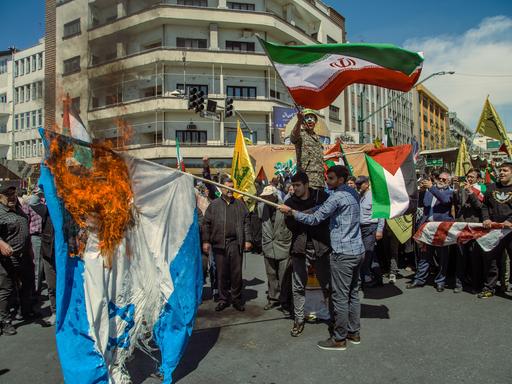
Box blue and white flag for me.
[39,152,203,383]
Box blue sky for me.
[0,0,511,130]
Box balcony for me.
[88,3,319,45]
[0,103,9,116]
[0,132,10,146]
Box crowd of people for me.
[196,109,512,351]
[0,182,55,336]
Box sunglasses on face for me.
[438,178,448,182]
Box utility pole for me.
[357,85,365,144]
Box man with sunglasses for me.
[407,171,454,292]
[290,109,325,190]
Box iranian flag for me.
[259,38,423,109]
[470,183,486,202]
[365,144,418,219]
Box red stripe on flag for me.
[432,222,455,246]
[288,67,421,110]
[456,225,490,244]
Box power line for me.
[454,72,512,78]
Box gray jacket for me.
[257,201,292,260]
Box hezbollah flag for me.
[476,96,512,156]
[231,121,256,205]
[259,37,423,109]
[455,138,472,178]
[365,144,418,219]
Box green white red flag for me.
[365,144,418,219]
[259,38,423,109]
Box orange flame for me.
[46,134,134,268]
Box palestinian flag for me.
[365,144,418,219]
[485,167,496,183]
[470,183,486,202]
[259,38,423,109]
[323,140,353,175]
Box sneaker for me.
[290,321,304,337]
[389,274,396,284]
[1,322,17,336]
[436,285,445,292]
[477,290,494,299]
[317,337,347,351]
[453,286,462,294]
[347,332,361,344]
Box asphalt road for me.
[1,253,511,384]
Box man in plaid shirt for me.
[280,165,364,351]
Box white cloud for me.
[404,15,512,131]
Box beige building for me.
[47,0,347,168]
[413,84,449,151]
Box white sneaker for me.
[389,274,396,284]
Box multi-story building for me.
[448,112,472,147]
[344,84,415,145]
[414,84,449,151]
[0,41,45,163]
[47,0,346,169]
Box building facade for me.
[0,41,45,163]
[48,0,346,169]
[414,84,449,151]
[344,84,415,145]
[448,111,472,147]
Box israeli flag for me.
[39,154,203,383]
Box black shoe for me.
[215,302,229,312]
[233,302,245,312]
[406,282,424,289]
[22,311,41,321]
[263,301,279,311]
[317,337,347,351]
[436,285,445,292]
[1,322,17,336]
[290,321,304,337]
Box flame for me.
[114,118,134,148]
[46,133,134,268]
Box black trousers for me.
[483,232,512,292]
[42,257,56,315]
[214,239,243,305]
[0,255,34,322]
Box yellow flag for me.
[231,121,256,208]
[476,96,512,156]
[455,138,472,177]
[386,214,413,244]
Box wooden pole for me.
[178,170,281,209]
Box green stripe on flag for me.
[365,155,390,218]
[260,38,423,75]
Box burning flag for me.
[259,37,423,109]
[39,130,202,384]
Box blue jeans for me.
[414,245,449,287]
[330,252,364,341]
[360,224,382,283]
[31,235,42,294]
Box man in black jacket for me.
[284,172,331,337]
[479,160,512,298]
[202,176,252,311]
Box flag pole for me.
[256,35,302,113]
[177,169,281,209]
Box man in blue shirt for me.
[407,172,454,291]
[356,176,385,287]
[279,165,365,351]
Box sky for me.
[0,0,511,130]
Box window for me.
[225,128,255,145]
[14,61,18,77]
[176,130,207,145]
[37,53,43,70]
[177,0,207,6]
[25,58,30,74]
[26,85,31,101]
[19,60,24,76]
[31,83,36,100]
[64,19,81,38]
[176,38,207,49]
[20,87,24,103]
[27,141,32,158]
[142,85,162,98]
[225,41,255,52]
[25,112,30,129]
[15,143,19,159]
[37,109,43,126]
[227,86,256,98]
[176,83,208,96]
[270,89,281,99]
[31,55,36,71]
[15,114,19,131]
[32,111,37,127]
[329,105,340,121]
[0,93,6,103]
[227,2,255,10]
[0,58,7,74]
[20,113,25,129]
[63,56,80,75]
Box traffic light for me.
[195,90,205,113]
[225,97,234,119]
[188,87,198,110]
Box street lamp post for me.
[356,71,455,144]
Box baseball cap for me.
[260,185,278,197]
[0,179,19,194]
